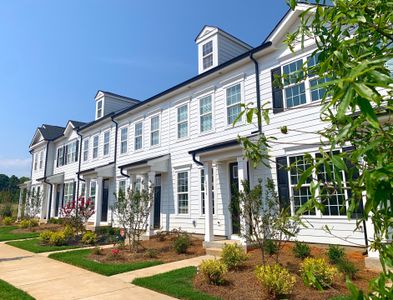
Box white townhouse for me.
[23,4,376,251]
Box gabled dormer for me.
[195,26,252,74]
[95,91,139,120]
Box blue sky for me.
[0,0,288,177]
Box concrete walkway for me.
[0,243,174,300]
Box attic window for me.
[202,41,213,69]
[97,100,103,119]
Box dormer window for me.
[202,41,213,70]
[97,100,103,119]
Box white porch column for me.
[146,171,156,237]
[94,177,103,227]
[45,185,52,220]
[237,157,249,242]
[17,188,24,221]
[40,185,47,221]
[50,184,57,218]
[204,161,214,242]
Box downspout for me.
[111,116,119,167]
[120,166,130,178]
[76,129,85,195]
[249,52,262,133]
[42,142,53,220]
[191,151,204,166]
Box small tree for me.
[113,183,153,253]
[60,197,94,233]
[25,190,42,221]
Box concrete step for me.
[205,248,223,257]
[203,239,243,249]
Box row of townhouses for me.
[20,4,376,254]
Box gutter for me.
[42,142,53,220]
[111,116,119,169]
[249,52,262,133]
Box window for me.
[90,181,96,205]
[103,131,110,156]
[200,95,212,132]
[135,178,142,192]
[307,53,330,101]
[118,180,126,195]
[134,122,143,150]
[177,171,189,214]
[39,151,44,169]
[226,84,241,125]
[150,116,160,146]
[93,135,99,159]
[83,139,89,161]
[283,59,306,108]
[97,100,103,119]
[57,147,64,167]
[34,153,38,170]
[202,41,213,69]
[64,141,78,165]
[120,127,128,154]
[70,141,78,163]
[80,182,86,197]
[201,169,215,215]
[177,104,188,139]
[63,182,75,205]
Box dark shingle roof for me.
[69,120,86,129]
[39,124,65,140]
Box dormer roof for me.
[94,90,140,104]
[195,25,252,49]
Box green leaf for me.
[356,98,380,129]
[331,155,348,172]
[353,82,378,102]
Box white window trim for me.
[176,102,190,140]
[202,40,214,70]
[103,130,111,157]
[175,168,191,216]
[134,121,143,152]
[119,126,129,155]
[96,99,104,119]
[39,151,44,170]
[83,138,89,162]
[224,80,245,128]
[149,114,161,148]
[92,135,99,160]
[198,92,215,135]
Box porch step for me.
[203,239,243,249]
[205,248,223,257]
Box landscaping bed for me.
[0,279,35,300]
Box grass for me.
[49,249,163,276]
[7,238,83,253]
[0,279,35,300]
[133,266,218,300]
[0,226,39,241]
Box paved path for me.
[0,243,173,300]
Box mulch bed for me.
[89,234,205,264]
[194,243,378,300]
[11,223,63,234]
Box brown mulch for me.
[89,234,205,264]
[11,223,63,234]
[194,243,378,300]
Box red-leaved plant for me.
[60,196,95,233]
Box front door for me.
[229,162,240,235]
[101,179,109,222]
[153,175,161,229]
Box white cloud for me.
[0,158,31,177]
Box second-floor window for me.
[83,139,89,161]
[93,135,99,159]
[103,131,110,156]
[283,59,306,108]
[202,40,213,69]
[97,100,103,119]
[134,122,143,150]
[177,104,188,139]
[39,151,44,169]
[64,141,78,164]
[34,153,38,170]
[200,95,212,132]
[307,53,330,102]
[226,84,241,125]
[57,147,64,167]
[120,127,128,154]
[150,116,160,146]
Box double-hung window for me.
[57,147,64,167]
[201,169,215,215]
[202,41,213,70]
[120,127,128,154]
[283,60,306,108]
[39,151,44,169]
[97,100,103,119]
[307,53,330,102]
[103,131,110,156]
[134,122,143,150]
[93,135,99,159]
[200,95,213,132]
[63,182,74,205]
[150,116,160,146]
[177,171,189,214]
[69,141,77,163]
[226,84,241,125]
[177,104,188,139]
[34,153,38,170]
[83,139,89,161]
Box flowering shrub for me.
[199,259,228,285]
[300,257,338,290]
[60,196,95,232]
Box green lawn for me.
[7,238,83,253]
[0,279,35,300]
[0,226,39,242]
[49,249,163,276]
[133,266,218,300]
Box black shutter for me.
[276,156,290,209]
[63,145,67,165]
[271,67,284,113]
[61,184,65,207]
[72,181,76,201]
[56,148,60,167]
[75,141,79,162]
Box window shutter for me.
[276,156,290,209]
[271,67,283,113]
[75,141,79,162]
[56,149,60,167]
[61,184,65,207]
[63,145,67,165]
[73,181,76,201]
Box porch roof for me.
[188,138,240,155]
[118,154,170,173]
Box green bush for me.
[63,225,74,239]
[264,239,278,255]
[39,230,54,244]
[337,259,358,279]
[82,231,97,245]
[327,245,345,264]
[255,264,296,299]
[173,234,191,254]
[144,248,159,258]
[221,243,248,270]
[48,218,64,224]
[300,257,338,290]
[19,219,39,229]
[199,259,227,285]
[293,241,311,259]
[2,216,14,225]
[92,246,103,255]
[49,231,66,246]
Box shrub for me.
[39,230,54,244]
[199,259,228,285]
[327,245,345,264]
[63,225,74,240]
[293,241,311,259]
[173,234,191,254]
[19,219,38,229]
[92,246,103,255]
[48,218,65,225]
[221,243,248,270]
[49,231,66,246]
[144,248,159,258]
[156,230,167,242]
[255,264,296,299]
[264,239,278,255]
[337,259,358,279]
[109,248,121,260]
[82,231,97,245]
[2,216,14,225]
[300,257,338,290]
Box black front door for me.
[55,189,60,217]
[153,175,161,229]
[101,179,109,222]
[229,162,240,235]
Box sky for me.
[0,0,289,177]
